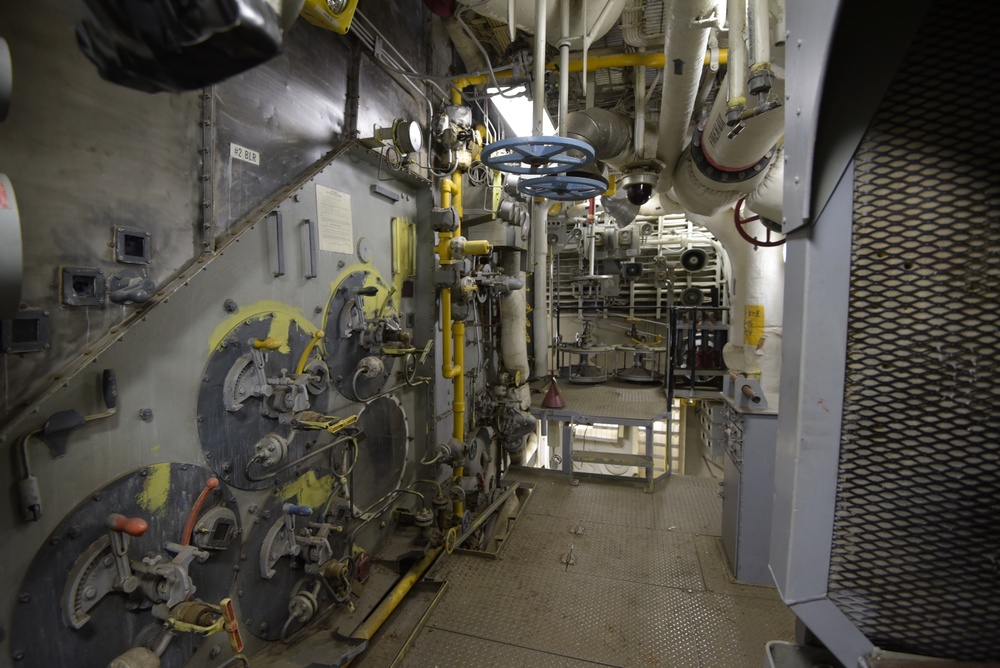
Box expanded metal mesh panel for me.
[828,1,1000,661]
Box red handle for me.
[181,477,220,546]
[107,513,148,537]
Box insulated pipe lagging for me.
[531,200,549,377]
[565,108,634,164]
[532,0,547,136]
[728,0,748,114]
[653,0,716,194]
[748,0,771,73]
[558,0,570,136]
[500,254,529,385]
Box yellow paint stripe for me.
[137,463,171,516]
[207,300,318,355]
[279,470,335,509]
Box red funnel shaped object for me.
[541,377,565,409]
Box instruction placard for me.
[316,185,353,254]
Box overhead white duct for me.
[653,0,718,194]
[456,0,625,49]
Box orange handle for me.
[107,514,148,537]
[221,598,244,653]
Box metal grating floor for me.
[387,469,793,667]
[530,381,671,421]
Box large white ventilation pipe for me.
[690,209,785,409]
[456,0,625,49]
[671,72,784,215]
[654,0,719,194]
[565,108,659,170]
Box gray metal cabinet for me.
[721,399,778,585]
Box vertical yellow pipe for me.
[449,168,465,517]
[436,168,466,518]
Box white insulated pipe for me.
[671,71,784,216]
[501,254,530,386]
[635,57,647,157]
[745,146,783,223]
[748,0,771,73]
[728,0,748,111]
[533,0,547,137]
[559,0,570,137]
[653,0,716,195]
[690,209,784,410]
[531,200,550,376]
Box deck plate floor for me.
[360,468,794,667]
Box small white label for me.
[230,142,260,166]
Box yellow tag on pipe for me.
[743,305,764,346]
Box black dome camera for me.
[626,182,653,206]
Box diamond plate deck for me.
[400,469,793,667]
[399,627,617,667]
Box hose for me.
[407,479,443,496]
[245,432,361,482]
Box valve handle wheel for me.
[444,526,458,554]
[481,136,595,175]
[734,197,786,248]
[517,174,609,201]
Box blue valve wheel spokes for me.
[481,136,595,175]
[517,174,609,201]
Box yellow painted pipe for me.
[452,321,465,441]
[439,289,461,381]
[451,171,463,220]
[453,49,728,90]
[346,546,443,664]
[462,239,492,256]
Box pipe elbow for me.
[565,108,634,163]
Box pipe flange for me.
[689,127,775,185]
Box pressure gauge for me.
[394,119,422,154]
